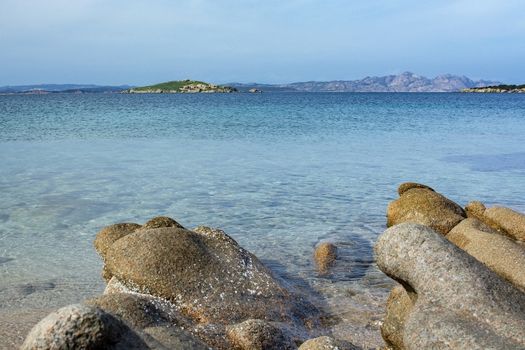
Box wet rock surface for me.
[104,225,316,325]
[24,217,328,349]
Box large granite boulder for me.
[21,304,147,350]
[447,218,525,291]
[100,222,319,330]
[465,201,525,242]
[387,183,466,235]
[375,223,525,349]
[25,217,324,350]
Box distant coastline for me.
[2,72,523,94]
[123,80,237,94]
[461,84,525,93]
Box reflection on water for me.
[443,152,525,172]
[1,93,525,347]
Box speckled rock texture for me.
[94,223,141,260]
[226,319,297,350]
[447,218,525,291]
[380,285,413,350]
[24,217,331,350]
[21,304,147,350]
[314,242,337,274]
[375,223,525,349]
[397,182,434,196]
[104,224,318,325]
[387,183,466,235]
[465,201,525,242]
[298,335,359,350]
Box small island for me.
[462,84,525,93]
[123,80,237,94]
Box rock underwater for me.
[23,216,351,350]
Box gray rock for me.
[21,304,148,350]
[226,319,297,350]
[86,292,177,329]
[375,223,525,349]
[447,218,525,291]
[298,336,358,350]
[387,185,466,235]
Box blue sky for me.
[1,0,524,85]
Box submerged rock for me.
[226,319,297,350]
[447,218,525,291]
[21,304,147,350]
[314,242,337,274]
[375,223,525,349]
[387,184,466,235]
[465,201,525,242]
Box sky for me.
[0,0,524,85]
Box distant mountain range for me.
[230,72,501,92]
[0,73,502,94]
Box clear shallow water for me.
[1,93,525,347]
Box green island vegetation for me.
[124,80,237,94]
[462,84,525,93]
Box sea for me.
[1,92,524,347]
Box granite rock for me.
[465,201,525,242]
[226,319,297,350]
[298,335,359,350]
[314,242,337,274]
[447,218,525,291]
[104,225,319,326]
[375,223,525,349]
[140,216,185,230]
[387,185,466,235]
[381,285,413,350]
[397,182,434,196]
[94,223,141,260]
[21,304,147,350]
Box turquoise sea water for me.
[1,93,525,346]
